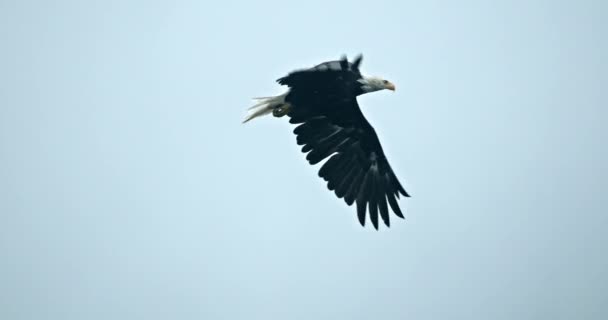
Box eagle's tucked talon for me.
[272,104,290,117]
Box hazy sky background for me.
[1,1,607,319]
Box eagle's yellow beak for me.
[386,82,396,91]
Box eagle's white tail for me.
[242,92,288,123]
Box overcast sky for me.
[1,1,607,319]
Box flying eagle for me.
[243,54,410,229]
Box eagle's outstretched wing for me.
[290,98,408,229]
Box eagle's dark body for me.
[248,54,410,229]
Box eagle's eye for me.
[382,80,388,84]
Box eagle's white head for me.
[358,76,396,93]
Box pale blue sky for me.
[1,1,607,319]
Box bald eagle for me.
[243,54,410,229]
